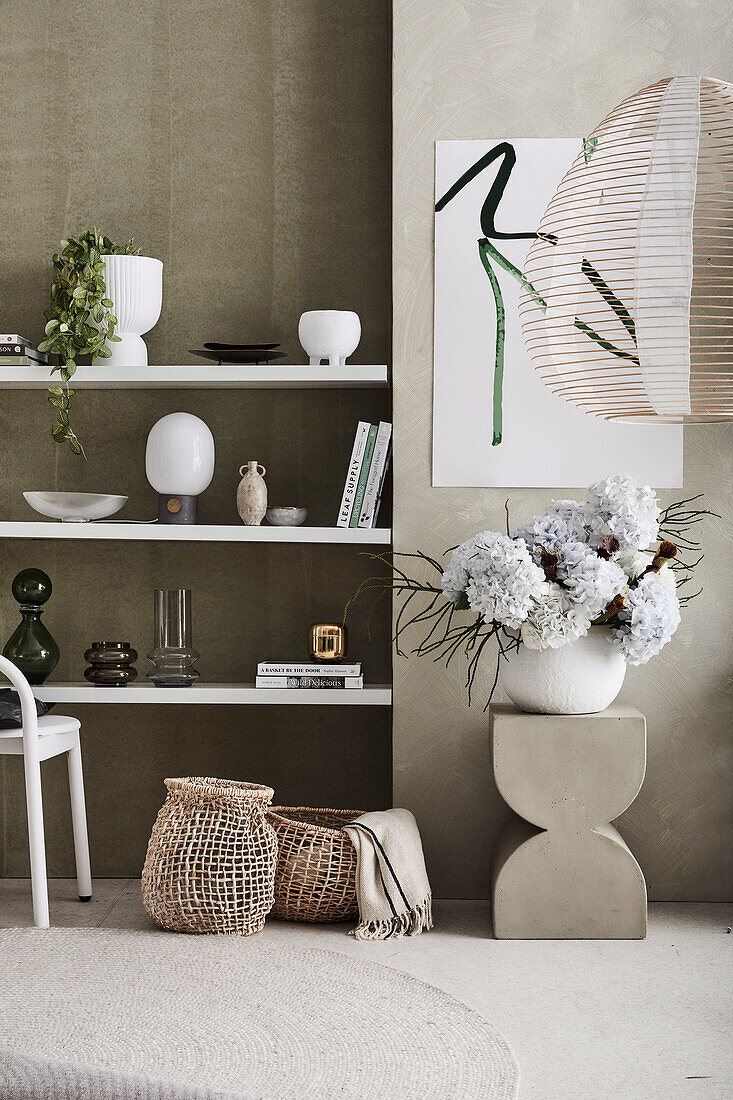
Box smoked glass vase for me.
[146,589,200,687]
[2,568,60,685]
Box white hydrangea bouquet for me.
[348,475,708,707]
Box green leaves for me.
[43,227,140,456]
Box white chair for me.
[0,655,92,928]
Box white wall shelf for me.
[33,682,392,706]
[0,521,391,544]
[0,365,388,389]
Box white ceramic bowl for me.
[501,628,626,714]
[266,506,308,527]
[24,492,128,523]
[298,310,361,366]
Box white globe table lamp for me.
[145,412,215,524]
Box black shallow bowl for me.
[189,349,287,364]
[202,342,281,351]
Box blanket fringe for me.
[350,897,433,941]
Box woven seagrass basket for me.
[268,806,363,922]
[142,777,277,936]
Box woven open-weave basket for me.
[268,807,363,922]
[142,777,277,936]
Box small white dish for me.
[266,506,307,527]
[23,491,128,523]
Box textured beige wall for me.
[0,0,391,876]
[393,0,733,900]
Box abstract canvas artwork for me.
[432,139,683,488]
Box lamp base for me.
[157,494,198,524]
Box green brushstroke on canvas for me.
[478,239,506,446]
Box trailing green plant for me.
[38,228,139,456]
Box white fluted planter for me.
[501,629,626,714]
[93,255,163,367]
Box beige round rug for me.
[0,928,518,1099]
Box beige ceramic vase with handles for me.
[237,462,267,525]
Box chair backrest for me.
[0,654,39,753]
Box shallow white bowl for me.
[266,506,307,527]
[24,492,128,523]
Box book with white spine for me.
[0,334,36,346]
[337,421,371,527]
[370,435,392,527]
[349,423,377,527]
[357,421,392,528]
[257,662,361,676]
[256,675,364,689]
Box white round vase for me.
[501,629,626,714]
[298,310,361,366]
[94,255,163,367]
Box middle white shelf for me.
[0,522,391,545]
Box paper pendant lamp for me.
[520,76,733,423]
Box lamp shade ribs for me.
[519,76,733,423]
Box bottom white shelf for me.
[33,682,392,706]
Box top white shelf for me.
[0,365,389,389]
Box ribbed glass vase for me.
[146,589,200,687]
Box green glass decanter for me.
[3,568,60,684]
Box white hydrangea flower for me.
[614,547,650,581]
[511,512,570,555]
[512,500,590,554]
[585,474,660,551]
[655,561,677,590]
[612,572,681,665]
[521,585,592,650]
[462,533,549,628]
[441,533,488,605]
[547,499,591,544]
[556,541,627,619]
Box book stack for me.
[0,334,50,366]
[337,421,392,528]
[256,662,363,689]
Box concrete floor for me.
[0,880,730,1100]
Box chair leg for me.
[23,757,49,929]
[67,740,92,901]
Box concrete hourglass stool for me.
[490,703,647,939]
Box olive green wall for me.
[0,0,392,876]
[393,0,733,900]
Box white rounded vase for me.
[298,310,361,366]
[501,629,626,714]
[94,255,163,367]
